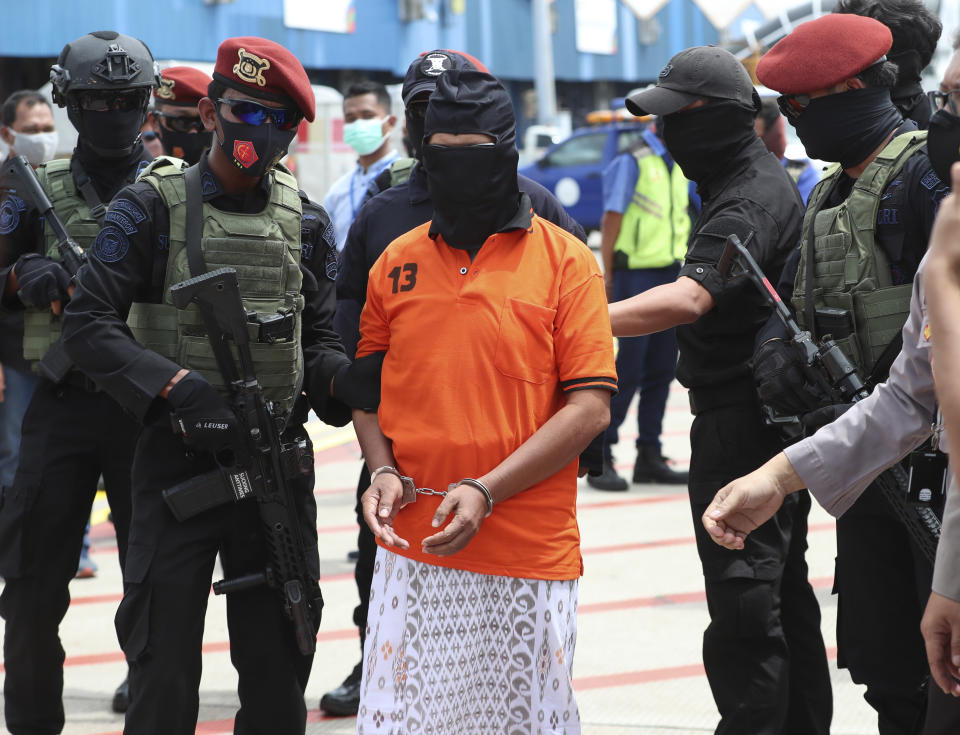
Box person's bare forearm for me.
[600,211,622,279]
[479,389,610,504]
[609,276,714,337]
[927,261,960,458]
[352,409,396,471]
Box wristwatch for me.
[370,465,417,505]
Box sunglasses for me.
[776,94,811,121]
[217,98,302,131]
[75,90,148,113]
[928,89,960,117]
[154,111,206,134]
[142,130,159,142]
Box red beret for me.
[154,66,212,107]
[757,14,892,95]
[213,37,315,122]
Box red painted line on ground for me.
[577,494,688,511]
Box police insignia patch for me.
[201,171,220,197]
[325,246,339,281]
[234,48,270,87]
[421,53,452,76]
[659,64,673,79]
[105,210,139,235]
[113,198,146,224]
[920,170,943,191]
[0,195,26,235]
[156,77,176,100]
[233,140,258,169]
[93,225,131,263]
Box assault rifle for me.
[718,234,941,564]
[3,155,86,383]
[165,267,321,655]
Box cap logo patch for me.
[658,64,673,80]
[156,77,176,100]
[234,48,270,87]
[421,53,452,76]
[233,139,259,168]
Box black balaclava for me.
[67,93,150,159]
[660,99,758,184]
[159,126,211,166]
[927,109,960,185]
[888,49,929,125]
[422,69,520,250]
[789,87,903,169]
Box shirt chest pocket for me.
[493,297,557,384]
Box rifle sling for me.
[70,159,106,226]
[184,164,239,384]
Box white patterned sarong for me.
[356,548,580,735]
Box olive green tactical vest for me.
[792,130,927,378]
[22,158,103,365]
[388,157,416,188]
[613,148,690,270]
[127,158,305,415]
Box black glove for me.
[753,338,830,416]
[331,352,384,411]
[579,430,606,477]
[14,254,72,308]
[167,371,243,458]
[800,403,853,435]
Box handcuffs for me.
[369,465,494,517]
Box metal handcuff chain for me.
[369,466,494,516]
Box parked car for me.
[518,113,648,233]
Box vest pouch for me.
[812,232,853,292]
[127,303,180,356]
[22,310,61,363]
[816,291,862,370]
[200,237,291,298]
[851,284,913,374]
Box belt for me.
[688,379,758,416]
[59,369,100,393]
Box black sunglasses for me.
[75,90,148,113]
[154,111,206,134]
[928,89,960,117]
[776,94,811,121]
[217,98,302,131]
[141,130,159,142]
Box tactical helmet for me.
[50,31,159,107]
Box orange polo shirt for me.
[357,213,617,580]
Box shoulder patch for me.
[136,160,151,179]
[112,198,146,224]
[93,225,131,263]
[322,219,337,250]
[0,194,26,235]
[920,170,943,191]
[104,209,139,235]
[325,246,339,281]
[201,171,220,198]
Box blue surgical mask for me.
[343,117,387,156]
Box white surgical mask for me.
[13,130,58,167]
[343,117,388,156]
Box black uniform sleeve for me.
[333,205,372,360]
[63,182,183,422]
[517,173,588,243]
[0,192,43,309]
[298,196,352,427]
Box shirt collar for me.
[356,149,399,177]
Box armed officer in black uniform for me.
[0,31,157,735]
[753,14,954,734]
[609,46,833,734]
[318,47,588,716]
[62,37,356,735]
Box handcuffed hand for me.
[361,471,410,550]
[421,482,488,556]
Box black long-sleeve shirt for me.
[62,157,351,427]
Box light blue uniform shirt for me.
[323,149,400,251]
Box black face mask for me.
[790,87,902,169]
[405,112,425,161]
[660,102,757,184]
[927,109,960,186]
[216,112,296,179]
[159,126,211,166]
[69,107,147,158]
[423,142,520,249]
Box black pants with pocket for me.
[117,423,320,735]
[687,392,833,735]
[0,378,136,735]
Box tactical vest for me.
[22,158,103,365]
[127,158,305,415]
[613,148,690,270]
[792,130,927,378]
[387,157,416,188]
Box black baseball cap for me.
[401,49,488,107]
[626,46,759,116]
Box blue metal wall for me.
[1,0,723,83]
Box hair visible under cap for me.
[834,0,941,69]
[857,60,899,89]
[344,80,391,112]
[2,90,50,127]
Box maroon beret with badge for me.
[154,66,211,107]
[212,36,315,122]
[757,14,892,95]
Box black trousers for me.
[835,482,960,735]
[352,464,376,651]
[688,396,832,735]
[0,379,137,735]
[117,424,319,735]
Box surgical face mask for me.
[343,117,387,156]
[12,130,58,166]
[927,108,960,186]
